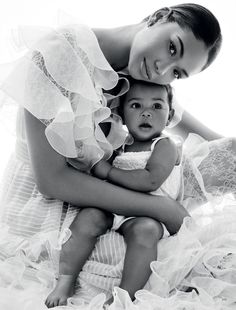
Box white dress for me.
[112,136,184,231]
[0,24,236,310]
[0,24,129,307]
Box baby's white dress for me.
[112,136,184,231]
[0,24,235,310]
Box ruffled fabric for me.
[0,24,128,171]
[0,205,236,310]
[0,24,236,310]
[183,134,236,212]
[0,134,236,309]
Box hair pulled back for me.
[143,3,222,70]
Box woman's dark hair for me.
[118,76,173,120]
[143,3,222,71]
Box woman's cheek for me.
[154,70,172,84]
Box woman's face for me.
[128,21,208,85]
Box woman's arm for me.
[166,110,223,141]
[97,138,178,192]
[24,109,189,234]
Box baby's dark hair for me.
[143,3,222,71]
[118,77,173,119]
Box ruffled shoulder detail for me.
[0,24,127,171]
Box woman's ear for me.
[166,108,175,126]
[147,7,173,27]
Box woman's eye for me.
[169,41,177,56]
[131,103,141,108]
[173,69,181,79]
[153,103,162,109]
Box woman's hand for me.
[92,160,112,180]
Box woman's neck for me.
[93,23,144,71]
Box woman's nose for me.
[155,60,172,76]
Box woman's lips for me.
[141,58,151,80]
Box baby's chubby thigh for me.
[70,208,114,238]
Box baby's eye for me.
[153,103,162,109]
[173,69,181,79]
[169,41,177,57]
[130,102,141,108]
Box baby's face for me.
[123,83,170,141]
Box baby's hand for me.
[92,160,112,180]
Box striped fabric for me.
[0,107,126,300]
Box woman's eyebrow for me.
[176,36,189,78]
[182,69,189,78]
[177,36,184,58]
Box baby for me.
[46,78,187,307]
[93,77,185,304]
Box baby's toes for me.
[45,298,52,308]
[58,297,67,306]
[45,296,60,308]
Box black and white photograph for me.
[0,1,236,309]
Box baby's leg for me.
[108,217,163,303]
[45,208,113,308]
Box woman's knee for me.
[123,218,163,247]
[72,208,113,237]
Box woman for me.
[1,3,233,310]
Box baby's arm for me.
[94,138,178,192]
[25,109,188,234]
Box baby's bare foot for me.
[45,275,76,308]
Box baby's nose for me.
[141,110,152,118]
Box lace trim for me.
[31,45,95,128]
[61,28,94,79]
[32,50,73,129]
[182,155,207,206]
[32,51,72,100]
[183,138,236,207]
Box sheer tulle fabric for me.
[183,134,236,211]
[0,24,128,171]
[0,24,236,309]
[0,128,236,309]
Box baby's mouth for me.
[139,123,152,129]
